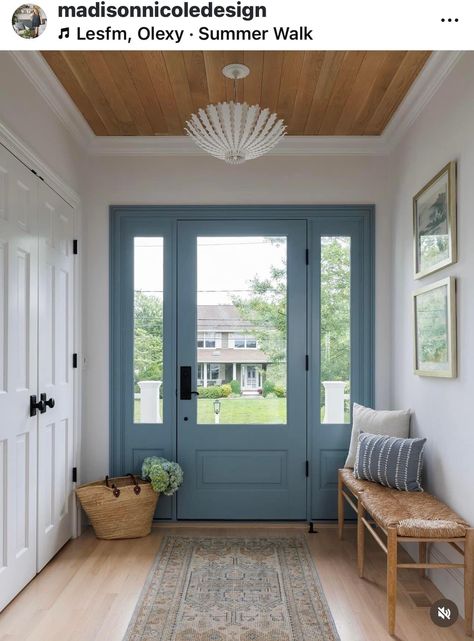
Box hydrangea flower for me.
[142,457,184,495]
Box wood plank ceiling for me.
[42,51,431,136]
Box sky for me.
[134,236,287,305]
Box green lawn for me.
[198,397,286,424]
[134,397,286,424]
[134,397,349,424]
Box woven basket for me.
[76,474,159,540]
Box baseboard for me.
[402,542,465,617]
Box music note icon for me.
[59,27,69,39]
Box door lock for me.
[30,395,46,417]
[40,393,55,409]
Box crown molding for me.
[8,50,464,158]
[8,51,94,149]
[0,119,81,206]
[382,50,464,152]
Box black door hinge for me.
[305,355,309,371]
[73,239,78,255]
[305,248,309,265]
[305,460,309,477]
[72,467,77,483]
[72,353,78,369]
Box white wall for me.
[0,53,83,193]
[81,154,393,482]
[390,52,474,612]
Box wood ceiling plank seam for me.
[83,52,136,135]
[122,52,168,134]
[260,52,285,114]
[143,52,183,135]
[162,52,197,124]
[275,52,306,127]
[364,51,431,135]
[351,51,407,135]
[288,52,326,135]
[183,52,210,114]
[42,52,109,136]
[101,52,154,135]
[61,52,122,136]
[203,51,227,104]
[243,51,264,106]
[318,51,366,135]
[334,52,387,135]
[303,51,346,135]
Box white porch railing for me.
[322,381,349,423]
[137,380,162,423]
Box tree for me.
[233,237,351,394]
[320,237,350,384]
[133,291,163,387]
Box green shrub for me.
[221,384,232,397]
[262,380,275,397]
[230,379,241,395]
[274,385,286,398]
[197,384,232,399]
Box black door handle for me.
[180,366,192,400]
[41,393,55,409]
[30,395,46,417]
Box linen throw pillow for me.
[344,403,411,468]
[353,433,426,492]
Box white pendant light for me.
[185,63,286,165]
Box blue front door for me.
[176,220,308,520]
[110,206,374,522]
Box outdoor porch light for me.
[185,63,286,164]
[213,399,221,415]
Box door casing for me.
[110,206,375,521]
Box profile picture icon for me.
[12,4,47,39]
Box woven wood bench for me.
[338,468,474,636]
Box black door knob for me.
[40,393,55,409]
[30,395,46,417]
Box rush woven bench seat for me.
[361,484,469,538]
[337,468,474,637]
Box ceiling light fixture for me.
[185,63,286,165]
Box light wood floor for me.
[0,523,468,641]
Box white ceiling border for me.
[8,50,464,158]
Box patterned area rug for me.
[124,537,340,641]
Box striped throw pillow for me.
[353,433,426,492]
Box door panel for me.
[37,183,74,571]
[310,214,374,519]
[110,219,176,519]
[177,220,307,520]
[0,146,38,611]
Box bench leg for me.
[387,527,398,636]
[338,471,344,540]
[419,542,427,578]
[465,528,474,637]
[357,492,365,578]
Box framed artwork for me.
[413,161,457,279]
[413,277,456,378]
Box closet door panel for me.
[37,183,74,571]
[0,146,38,611]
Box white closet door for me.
[0,146,39,610]
[37,182,74,571]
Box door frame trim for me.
[110,205,375,521]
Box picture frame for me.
[413,277,456,378]
[413,161,457,279]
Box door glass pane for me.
[320,236,351,424]
[196,236,287,425]
[134,237,163,424]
